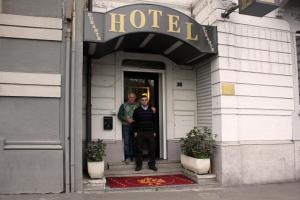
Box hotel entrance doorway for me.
[123,71,160,158]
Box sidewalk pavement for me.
[1,181,300,200]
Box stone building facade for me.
[0,0,299,194]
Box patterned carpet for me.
[106,174,195,188]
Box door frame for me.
[121,67,167,159]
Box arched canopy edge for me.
[83,4,218,65]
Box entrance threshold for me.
[106,160,182,177]
[83,160,218,193]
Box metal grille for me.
[297,34,300,104]
[196,63,212,128]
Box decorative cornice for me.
[192,0,226,18]
[92,0,192,15]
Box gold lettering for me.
[186,22,198,41]
[148,9,162,28]
[130,10,146,29]
[167,15,180,33]
[109,13,126,33]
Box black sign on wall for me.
[239,0,280,17]
[103,116,113,130]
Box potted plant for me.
[86,139,106,178]
[180,127,216,174]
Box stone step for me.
[84,160,219,192]
[83,172,219,192]
[83,181,222,193]
[182,169,218,185]
[105,160,183,176]
[103,182,221,193]
[105,167,183,177]
[83,178,106,191]
[106,160,182,171]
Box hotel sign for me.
[84,4,218,54]
[239,0,280,17]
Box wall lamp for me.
[221,2,239,18]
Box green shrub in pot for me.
[180,127,216,174]
[86,139,106,178]
[86,139,106,162]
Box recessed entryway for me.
[123,71,162,159]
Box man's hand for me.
[151,107,156,113]
[153,133,156,137]
[126,117,134,124]
[134,132,138,137]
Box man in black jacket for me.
[132,95,157,171]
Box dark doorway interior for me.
[123,71,160,158]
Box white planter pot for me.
[87,161,104,178]
[180,154,210,174]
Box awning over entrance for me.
[83,4,218,65]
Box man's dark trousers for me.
[134,131,156,167]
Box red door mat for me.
[106,174,195,188]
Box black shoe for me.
[148,165,157,171]
[135,165,142,171]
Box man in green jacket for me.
[118,92,140,163]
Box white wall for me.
[194,0,294,142]
[218,21,292,141]
[282,4,300,180]
[282,5,300,141]
[173,65,197,138]
[91,54,118,140]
